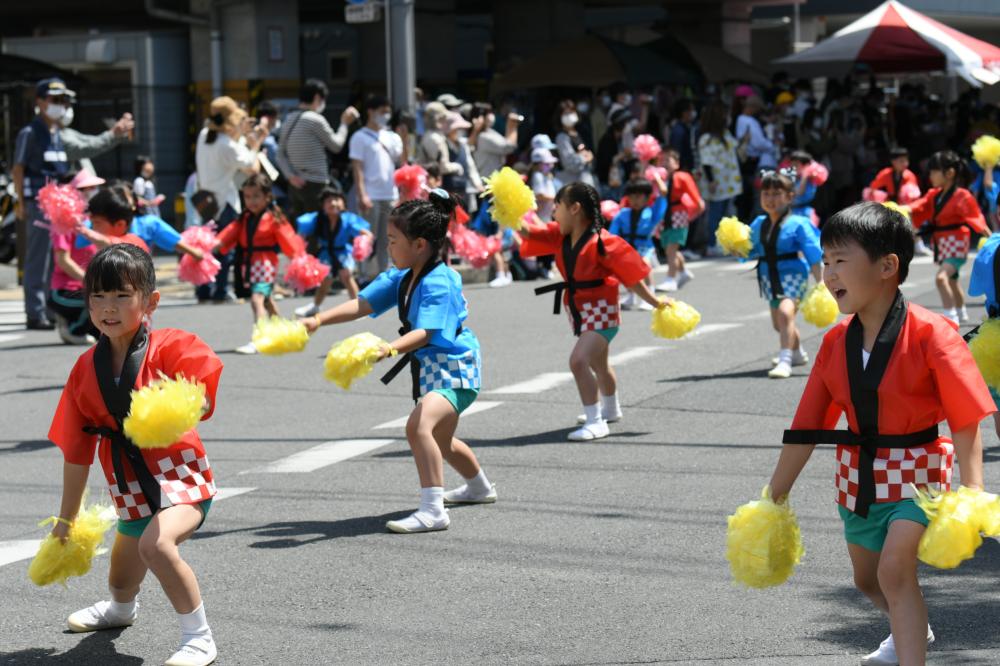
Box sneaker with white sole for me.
[568,420,610,441]
[67,600,137,633]
[577,408,623,425]
[386,510,450,533]
[768,360,792,379]
[959,306,970,323]
[234,342,257,355]
[860,627,935,665]
[914,239,932,257]
[294,303,319,318]
[677,270,694,289]
[444,483,498,504]
[55,316,94,346]
[165,634,217,666]
[771,349,809,366]
[620,292,635,310]
[488,273,512,288]
[656,277,679,292]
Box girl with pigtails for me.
[304,189,496,533]
[520,182,668,441]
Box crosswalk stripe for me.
[0,334,24,345]
[488,371,573,394]
[239,439,396,474]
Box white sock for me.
[582,403,601,425]
[466,469,492,495]
[419,487,445,517]
[178,602,211,638]
[778,349,793,365]
[947,307,958,317]
[601,392,620,416]
[109,598,136,618]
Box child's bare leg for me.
[339,268,360,300]
[405,396,450,488]
[249,292,267,323]
[589,334,617,397]
[848,542,889,614]
[949,273,965,309]
[428,397,480,479]
[137,504,204,614]
[666,244,679,278]
[935,266,955,309]
[570,332,606,405]
[676,247,686,274]
[878,520,929,665]
[108,533,147,602]
[776,298,798,350]
[263,295,279,318]
[313,274,334,307]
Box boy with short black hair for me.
[609,176,667,309]
[768,201,993,665]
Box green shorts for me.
[661,227,689,248]
[595,327,619,344]
[116,499,213,539]
[941,257,966,280]
[251,282,275,296]
[838,499,928,552]
[431,388,479,414]
[769,297,798,309]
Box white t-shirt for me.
[195,127,257,213]
[348,127,403,202]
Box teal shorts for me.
[661,227,689,248]
[251,282,274,296]
[941,257,966,280]
[116,499,213,539]
[431,388,479,414]
[769,297,799,309]
[595,327,619,344]
[838,499,928,552]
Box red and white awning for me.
[775,1,1000,86]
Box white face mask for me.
[61,106,74,127]
[376,112,391,128]
[561,113,579,128]
[44,104,66,121]
[315,100,326,114]
[620,94,633,106]
[577,102,590,114]
[601,95,612,108]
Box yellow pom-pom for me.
[29,503,115,587]
[324,332,396,390]
[252,316,310,355]
[726,486,805,588]
[650,301,701,339]
[969,318,1000,389]
[800,283,839,328]
[481,166,536,231]
[715,216,752,257]
[972,134,1000,170]
[122,375,206,449]
[914,486,1000,569]
[979,235,988,252]
[880,200,911,220]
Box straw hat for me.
[208,96,246,132]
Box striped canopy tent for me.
[775,1,1000,86]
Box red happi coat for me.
[909,187,988,261]
[521,222,650,335]
[49,328,224,521]
[868,167,919,203]
[784,294,993,516]
[217,209,304,285]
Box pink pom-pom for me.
[862,187,888,203]
[801,162,828,186]
[394,165,428,201]
[179,224,218,252]
[634,134,662,163]
[177,253,221,286]
[449,221,499,269]
[899,183,921,204]
[284,254,331,293]
[352,234,373,262]
[37,182,86,235]
[600,200,621,221]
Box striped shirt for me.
[276,109,350,184]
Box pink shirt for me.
[51,232,97,292]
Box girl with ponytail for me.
[520,181,668,441]
[304,188,496,533]
[908,150,989,324]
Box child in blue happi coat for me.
[304,189,495,533]
[968,230,1000,438]
[609,175,667,310]
[294,185,373,317]
[748,169,823,379]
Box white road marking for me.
[372,400,503,429]
[240,439,396,474]
[0,324,23,332]
[0,334,24,345]
[608,345,663,364]
[714,261,756,272]
[488,371,574,394]
[0,302,24,312]
[735,310,773,321]
[690,323,743,336]
[158,298,200,308]
[213,486,257,501]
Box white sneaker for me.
[656,277,679,292]
[234,342,257,355]
[165,634,217,666]
[444,483,498,504]
[914,239,932,257]
[959,306,970,323]
[772,349,809,367]
[945,309,960,325]
[294,303,319,317]
[577,408,623,424]
[67,600,137,633]
[638,299,655,311]
[860,627,935,665]
[488,273,512,288]
[677,270,695,289]
[386,510,450,533]
[620,292,635,311]
[568,420,610,441]
[56,317,94,346]
[768,360,792,379]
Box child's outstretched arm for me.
[952,423,985,490]
[630,280,671,309]
[175,239,205,261]
[305,298,374,332]
[52,461,90,541]
[383,328,432,359]
[768,443,816,502]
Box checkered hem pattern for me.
[418,349,482,394]
[759,271,808,302]
[670,209,690,229]
[250,259,277,284]
[934,234,969,261]
[834,442,954,512]
[107,448,216,521]
[568,299,621,333]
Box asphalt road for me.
[0,253,998,665]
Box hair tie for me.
[210,113,224,126]
[429,187,449,200]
